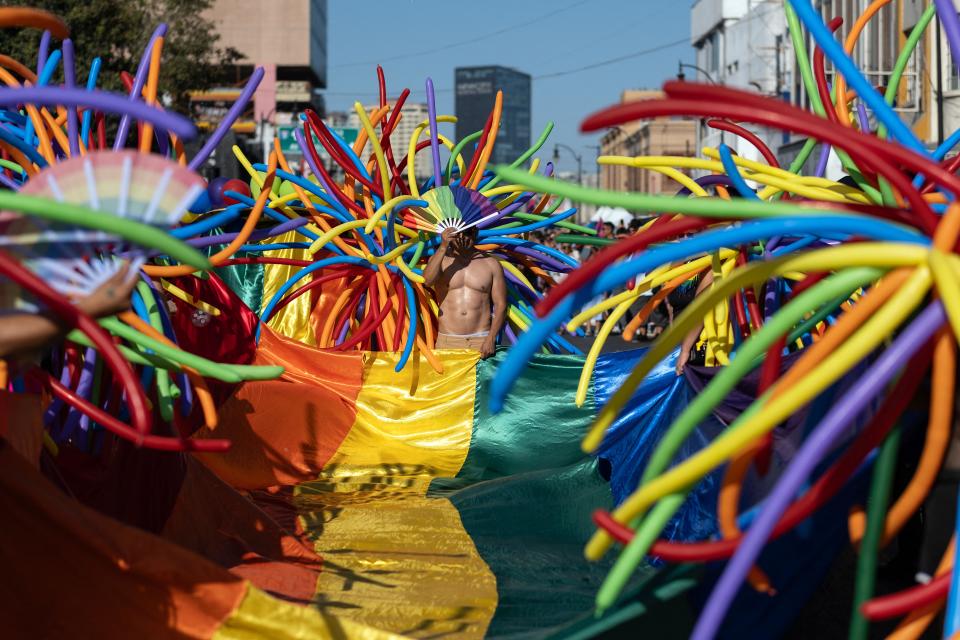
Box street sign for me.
[277,124,358,155]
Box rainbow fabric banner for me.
[0,318,872,639]
[181,326,869,639]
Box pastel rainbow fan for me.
[405,185,500,234]
[0,150,204,298]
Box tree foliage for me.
[0,0,244,111]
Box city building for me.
[599,90,697,199]
[455,66,531,166]
[345,102,433,180]
[599,90,652,193]
[622,119,698,196]
[691,0,942,178]
[781,0,937,173]
[690,0,788,170]
[193,0,328,175]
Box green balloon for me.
[278,180,297,199]
[250,171,281,199]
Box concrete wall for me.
[691,0,749,44]
[206,0,312,68]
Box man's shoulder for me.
[475,253,501,269]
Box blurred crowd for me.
[527,216,681,344]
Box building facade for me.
[691,0,788,169]
[196,0,328,172]
[599,90,697,198]
[691,0,942,178]
[345,102,432,180]
[455,66,531,167]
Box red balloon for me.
[221,178,252,206]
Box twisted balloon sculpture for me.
[488,1,960,638]
[0,7,282,454]
[193,68,591,372]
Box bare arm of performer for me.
[481,260,507,359]
[675,270,715,375]
[423,228,456,286]
[0,266,136,359]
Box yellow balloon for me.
[587,265,932,560]
[583,242,927,455]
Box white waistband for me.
[438,331,490,338]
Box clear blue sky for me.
[323,0,694,174]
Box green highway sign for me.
[277,124,358,155]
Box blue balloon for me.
[188,188,212,214]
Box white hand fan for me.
[0,150,205,300]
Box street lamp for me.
[676,61,715,170]
[677,61,718,84]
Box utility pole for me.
[937,16,945,146]
[554,143,583,220]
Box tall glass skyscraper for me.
[454,66,531,167]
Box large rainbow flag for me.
[1,270,873,639]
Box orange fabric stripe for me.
[0,440,246,638]
[193,328,364,490]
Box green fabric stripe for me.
[456,351,595,482]
[214,257,264,315]
[431,352,661,637]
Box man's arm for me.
[675,270,715,375]
[423,228,455,286]
[0,312,65,359]
[481,260,507,359]
[0,266,137,359]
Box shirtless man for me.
[423,227,507,359]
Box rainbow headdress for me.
[407,185,501,233]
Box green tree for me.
[0,0,243,112]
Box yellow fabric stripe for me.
[261,230,316,346]
[299,351,498,638]
[300,478,498,638]
[323,351,478,477]
[213,581,405,640]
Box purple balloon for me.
[188,67,264,171]
[114,24,167,150]
[207,177,229,208]
[61,347,98,439]
[36,30,51,77]
[62,39,81,157]
[0,86,195,139]
[675,174,735,196]
[185,217,308,248]
[425,78,443,188]
[814,142,831,178]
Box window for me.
[947,30,960,92]
[707,31,720,75]
[816,0,920,111]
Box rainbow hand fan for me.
[405,185,501,234]
[0,150,205,299]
